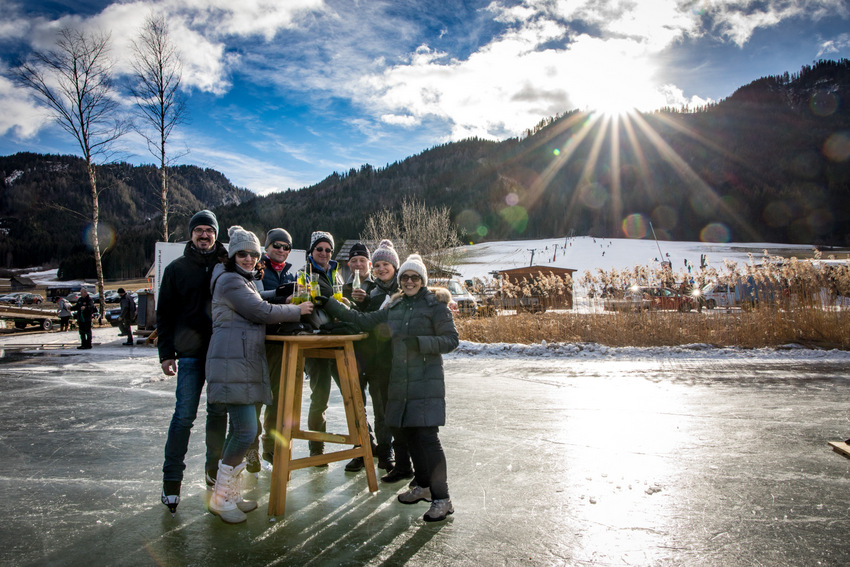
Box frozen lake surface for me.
[2,328,850,566]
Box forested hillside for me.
[2,59,849,279]
[0,153,253,278]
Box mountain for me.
[216,59,850,251]
[2,59,849,278]
[0,153,254,278]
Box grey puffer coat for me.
[206,263,303,405]
[325,287,458,428]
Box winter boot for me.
[232,462,258,513]
[161,480,180,515]
[345,456,365,472]
[423,498,454,522]
[205,467,217,491]
[208,461,247,524]
[397,485,432,505]
[381,467,414,483]
[246,448,261,475]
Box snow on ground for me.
[3,326,849,364]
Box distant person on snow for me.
[117,288,136,346]
[70,288,95,349]
[56,296,72,332]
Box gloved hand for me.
[313,295,329,307]
[275,282,295,297]
[403,337,419,353]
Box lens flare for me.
[499,205,529,233]
[700,223,730,243]
[763,201,793,227]
[476,225,488,237]
[823,132,850,162]
[83,222,117,252]
[810,91,839,117]
[505,192,520,206]
[553,148,561,156]
[651,205,678,231]
[622,213,647,238]
[579,182,608,210]
[456,209,483,234]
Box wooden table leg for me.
[341,342,379,492]
[268,342,300,516]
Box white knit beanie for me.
[397,254,428,286]
[227,225,262,258]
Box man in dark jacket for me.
[117,288,136,346]
[304,231,344,462]
[158,210,228,514]
[70,288,95,349]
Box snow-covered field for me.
[453,235,823,280]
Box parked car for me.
[0,292,43,305]
[641,286,695,312]
[605,286,653,312]
[430,278,479,316]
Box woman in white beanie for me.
[322,253,459,522]
[205,226,315,524]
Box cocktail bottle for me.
[353,269,361,290]
[310,274,320,299]
[333,284,343,301]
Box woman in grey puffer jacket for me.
[205,226,314,524]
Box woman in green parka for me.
[323,254,458,522]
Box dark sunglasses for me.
[400,274,421,282]
[314,247,333,253]
[270,242,291,251]
[235,250,260,259]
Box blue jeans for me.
[216,403,258,467]
[162,358,227,482]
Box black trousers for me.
[392,426,449,500]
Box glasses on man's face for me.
[314,247,333,254]
[400,274,421,283]
[193,227,216,236]
[235,251,260,260]
[271,242,291,251]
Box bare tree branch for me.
[129,13,188,242]
[15,26,130,322]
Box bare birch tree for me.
[361,198,463,272]
[129,13,187,242]
[16,26,129,322]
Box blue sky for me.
[1,0,848,196]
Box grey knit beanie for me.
[264,228,292,248]
[189,209,218,236]
[227,225,262,258]
[398,254,428,286]
[309,231,334,254]
[370,239,399,269]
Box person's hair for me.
[224,255,264,280]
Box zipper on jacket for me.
[242,331,247,358]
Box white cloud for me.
[0,71,51,139]
[818,33,850,56]
[707,0,849,46]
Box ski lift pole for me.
[649,221,664,260]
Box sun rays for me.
[503,106,766,244]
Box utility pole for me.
[527,249,535,266]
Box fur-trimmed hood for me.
[386,286,451,309]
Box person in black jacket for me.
[323,253,459,522]
[70,288,95,349]
[158,210,229,515]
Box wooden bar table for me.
[265,333,378,517]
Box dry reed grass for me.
[458,251,850,349]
